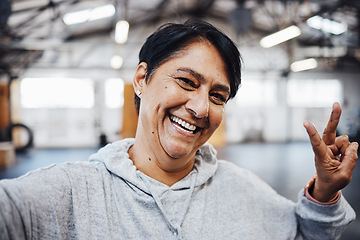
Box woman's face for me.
[136,40,230,165]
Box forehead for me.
[156,40,230,86]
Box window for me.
[105,78,124,108]
[287,79,342,107]
[21,78,94,108]
[235,78,277,107]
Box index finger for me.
[303,120,327,159]
[322,102,342,145]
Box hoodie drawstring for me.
[139,172,197,239]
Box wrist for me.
[312,182,339,202]
[304,175,340,205]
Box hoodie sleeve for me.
[295,191,356,240]
[0,164,75,240]
[0,183,27,239]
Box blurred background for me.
[0,0,359,239]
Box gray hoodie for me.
[0,138,356,239]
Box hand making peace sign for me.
[303,102,359,202]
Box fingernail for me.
[353,142,359,150]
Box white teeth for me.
[170,115,197,132]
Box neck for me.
[128,141,195,187]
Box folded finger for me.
[334,135,350,158]
[339,142,359,175]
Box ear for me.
[133,62,147,97]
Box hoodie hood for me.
[88,138,218,192]
[89,138,219,236]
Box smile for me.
[170,115,198,134]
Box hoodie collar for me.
[89,138,218,191]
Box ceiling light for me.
[63,4,115,25]
[115,20,129,44]
[307,16,347,35]
[260,25,301,48]
[110,55,123,69]
[290,58,317,72]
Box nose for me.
[185,91,209,118]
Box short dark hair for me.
[134,19,242,113]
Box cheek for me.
[209,107,225,130]
[142,84,179,116]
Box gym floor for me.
[1,142,359,239]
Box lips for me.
[170,115,199,134]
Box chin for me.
[164,146,195,159]
[166,150,191,159]
[165,141,206,159]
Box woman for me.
[0,20,358,239]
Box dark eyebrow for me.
[176,68,205,81]
[176,67,230,94]
[213,83,230,95]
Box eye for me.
[210,92,227,105]
[177,77,197,89]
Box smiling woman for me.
[0,19,358,240]
[130,40,230,183]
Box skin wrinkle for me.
[173,67,230,98]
